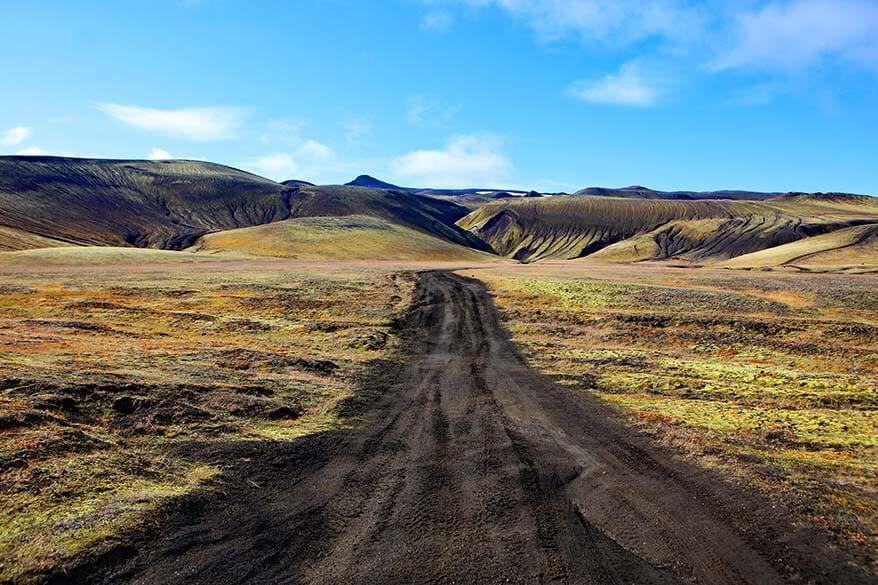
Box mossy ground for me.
[470,262,877,565]
[0,253,415,583]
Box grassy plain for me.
[469,261,877,565]
[0,248,424,583]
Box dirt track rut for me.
[85,271,869,585]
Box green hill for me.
[190,215,497,262]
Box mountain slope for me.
[0,156,486,254]
[719,224,878,272]
[0,226,69,251]
[285,184,490,251]
[458,195,878,262]
[0,156,291,249]
[190,215,497,262]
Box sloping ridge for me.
[284,184,490,252]
[575,186,776,200]
[458,195,878,263]
[719,224,878,272]
[190,215,496,262]
[0,156,487,254]
[0,156,292,249]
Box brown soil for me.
[64,272,872,584]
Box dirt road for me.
[80,271,868,584]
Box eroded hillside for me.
[458,194,878,264]
[0,156,485,255]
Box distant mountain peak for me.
[346,175,405,190]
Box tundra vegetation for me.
[0,249,414,583]
[471,261,877,567]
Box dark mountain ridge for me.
[344,174,528,198]
[0,156,484,252]
[575,185,875,201]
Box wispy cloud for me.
[431,0,878,110]
[421,10,454,32]
[247,153,299,180]
[456,0,708,47]
[15,146,49,156]
[148,147,173,160]
[97,103,245,141]
[569,61,659,106]
[391,132,511,188]
[343,119,371,143]
[714,0,878,72]
[245,139,337,181]
[259,118,304,143]
[298,139,333,160]
[1,126,32,147]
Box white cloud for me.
[148,147,173,160]
[260,118,304,143]
[15,146,49,156]
[391,133,511,188]
[2,126,32,147]
[715,0,878,72]
[298,139,334,160]
[96,103,244,141]
[421,11,454,32]
[248,153,299,180]
[458,0,707,47]
[437,0,878,85]
[244,139,336,181]
[569,61,659,106]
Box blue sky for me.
[1,0,877,193]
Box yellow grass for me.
[190,215,498,262]
[0,227,70,252]
[0,250,417,582]
[468,261,878,564]
[720,224,878,272]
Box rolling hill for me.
[0,156,291,248]
[2,156,876,268]
[719,223,878,273]
[458,194,878,263]
[0,156,486,256]
[190,215,497,262]
[283,184,488,251]
[0,225,69,251]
